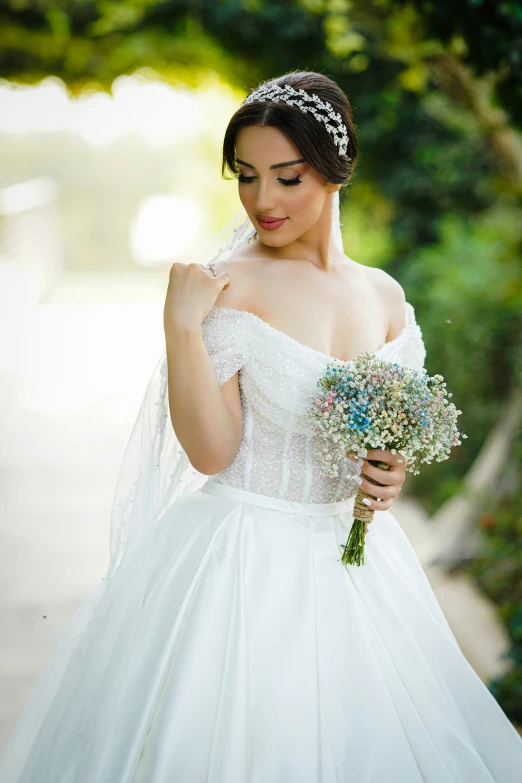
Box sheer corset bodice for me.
[200,304,426,504]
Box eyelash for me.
[238,174,302,187]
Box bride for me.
[1,70,521,783]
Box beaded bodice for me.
[200,304,426,503]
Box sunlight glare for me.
[129,193,203,266]
[0,75,215,148]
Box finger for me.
[366,449,406,468]
[359,476,395,500]
[375,497,393,511]
[196,263,220,278]
[361,459,403,485]
[365,448,398,463]
[360,495,393,511]
[215,271,231,291]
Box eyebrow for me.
[236,157,306,170]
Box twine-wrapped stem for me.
[339,459,390,567]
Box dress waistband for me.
[200,480,356,518]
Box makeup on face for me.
[256,216,288,231]
[237,157,307,231]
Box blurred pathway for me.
[0,271,166,749]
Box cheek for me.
[290,184,325,222]
[238,187,253,211]
[238,182,323,223]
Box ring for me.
[206,262,217,277]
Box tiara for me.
[243,82,350,158]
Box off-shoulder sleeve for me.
[200,307,251,385]
[402,302,426,373]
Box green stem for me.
[339,519,366,567]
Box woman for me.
[1,70,521,783]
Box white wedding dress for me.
[1,301,522,783]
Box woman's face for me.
[235,124,338,248]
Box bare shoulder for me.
[363,266,407,340]
[210,256,265,312]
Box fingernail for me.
[362,498,372,507]
[357,457,364,468]
[397,458,403,463]
[355,476,363,485]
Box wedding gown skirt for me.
[3,479,521,783]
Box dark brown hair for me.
[222,70,358,188]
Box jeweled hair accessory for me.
[243,82,350,158]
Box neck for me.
[253,191,343,271]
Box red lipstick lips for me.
[256,215,287,231]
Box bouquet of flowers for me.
[311,354,466,567]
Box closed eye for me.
[238,174,302,187]
[279,176,302,187]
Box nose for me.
[254,178,278,215]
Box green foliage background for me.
[1,0,521,721]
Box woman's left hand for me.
[347,449,407,511]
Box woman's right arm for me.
[163,262,243,476]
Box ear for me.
[326,182,342,194]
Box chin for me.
[256,222,308,248]
[258,233,293,248]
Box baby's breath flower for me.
[311,353,465,478]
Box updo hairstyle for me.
[222,70,358,188]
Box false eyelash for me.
[238,175,302,187]
[279,176,302,187]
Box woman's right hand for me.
[164,262,231,331]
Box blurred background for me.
[0,0,521,746]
